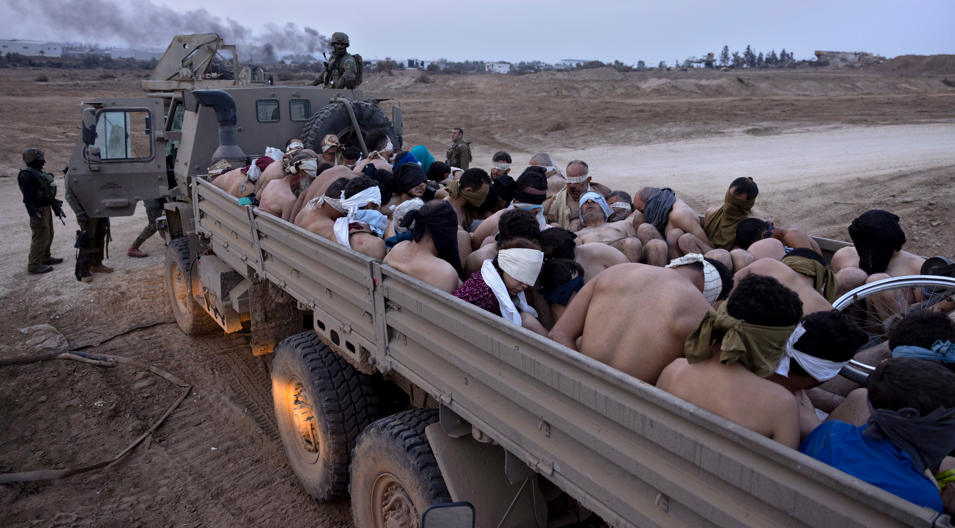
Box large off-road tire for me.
[349,408,451,528]
[300,101,399,153]
[164,237,218,336]
[272,331,378,502]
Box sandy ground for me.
[0,65,953,527]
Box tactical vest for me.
[446,140,472,165]
[327,53,360,89]
[21,166,56,201]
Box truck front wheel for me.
[349,408,451,528]
[164,238,217,336]
[273,331,378,501]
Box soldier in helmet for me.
[313,32,360,89]
[17,148,65,275]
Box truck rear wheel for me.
[164,238,217,336]
[301,101,399,153]
[272,331,377,501]
[349,408,451,528]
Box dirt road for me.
[0,65,953,527]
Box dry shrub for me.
[34,74,49,82]
[416,70,433,84]
[99,72,115,79]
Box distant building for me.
[560,59,592,68]
[485,62,511,74]
[0,40,61,57]
[109,49,163,61]
[407,58,433,69]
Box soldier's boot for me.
[43,257,64,265]
[28,265,53,275]
[90,263,114,273]
[128,245,148,258]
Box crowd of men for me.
[205,127,955,514]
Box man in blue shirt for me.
[800,358,955,513]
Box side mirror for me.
[81,108,97,145]
[88,146,102,162]
[421,502,475,528]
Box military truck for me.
[66,34,952,528]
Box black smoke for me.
[2,0,329,61]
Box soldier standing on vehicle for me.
[65,174,113,281]
[313,32,361,89]
[18,148,65,275]
[446,128,471,171]
[128,199,166,258]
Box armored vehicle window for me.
[93,110,152,160]
[256,100,280,122]
[289,99,311,122]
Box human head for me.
[497,208,542,246]
[848,210,906,275]
[784,310,867,383]
[320,134,340,158]
[726,274,803,327]
[428,161,451,182]
[540,228,577,260]
[633,187,660,212]
[677,257,734,302]
[565,160,591,200]
[459,168,491,194]
[393,198,424,234]
[889,310,955,353]
[528,152,554,168]
[867,357,955,416]
[285,138,304,152]
[365,129,392,153]
[606,190,633,220]
[451,127,464,143]
[331,32,349,53]
[410,146,434,173]
[491,151,512,178]
[513,167,547,205]
[404,199,464,278]
[23,148,45,169]
[736,218,772,250]
[539,258,584,305]
[342,147,361,167]
[344,176,381,210]
[579,192,611,227]
[729,177,758,201]
[495,238,543,295]
[393,163,428,198]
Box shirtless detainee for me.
[319,134,340,166]
[605,191,634,223]
[732,258,834,315]
[549,255,734,385]
[575,192,660,264]
[445,168,491,265]
[528,152,572,200]
[701,177,762,272]
[464,208,542,277]
[471,167,548,250]
[735,218,822,261]
[830,210,925,297]
[658,275,867,447]
[542,160,611,231]
[633,187,715,261]
[384,200,464,294]
[354,129,394,173]
[211,147,285,198]
[290,165,357,224]
[380,163,428,217]
[257,156,317,221]
[540,228,628,284]
[295,177,350,240]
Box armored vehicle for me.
[65,34,952,528]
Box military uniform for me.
[128,198,165,257]
[446,140,471,171]
[65,176,111,280]
[312,32,360,89]
[17,148,64,274]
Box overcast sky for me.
[3,0,952,64]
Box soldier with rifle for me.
[17,148,65,275]
[65,170,113,282]
[311,32,362,89]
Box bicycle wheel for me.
[833,275,955,382]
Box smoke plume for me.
[1,0,329,61]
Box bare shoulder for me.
[656,358,689,392]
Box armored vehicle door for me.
[67,97,171,217]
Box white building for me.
[406,58,433,69]
[0,40,61,58]
[485,62,511,74]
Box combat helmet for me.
[330,32,350,47]
[22,148,44,164]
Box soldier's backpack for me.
[351,53,363,87]
[463,140,472,163]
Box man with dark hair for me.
[733,257,834,314]
[657,275,811,448]
[334,176,388,259]
[528,152,568,199]
[735,217,822,260]
[342,146,362,169]
[889,310,955,372]
[543,160,612,230]
[538,258,585,323]
[428,161,451,183]
[446,127,471,170]
[464,207,542,276]
[550,256,734,385]
[605,190,633,222]
[478,150,516,212]
[471,167,548,250]
[384,200,463,294]
[831,210,925,298]
[355,129,394,172]
[539,227,628,283]
[295,176,351,239]
[703,177,761,251]
[380,163,428,215]
[444,168,491,233]
[801,358,955,513]
[290,164,357,223]
[258,155,317,221]
[574,191,658,264]
[633,186,716,262]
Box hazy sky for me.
[3,0,952,64]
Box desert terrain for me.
[0,58,954,527]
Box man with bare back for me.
[384,200,464,294]
[528,152,567,200]
[633,187,714,260]
[290,165,357,223]
[211,147,285,198]
[574,192,661,264]
[295,177,350,240]
[701,177,764,271]
[354,129,394,173]
[257,157,316,221]
[470,167,548,250]
[830,210,925,297]
[549,256,734,385]
[539,228,628,284]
